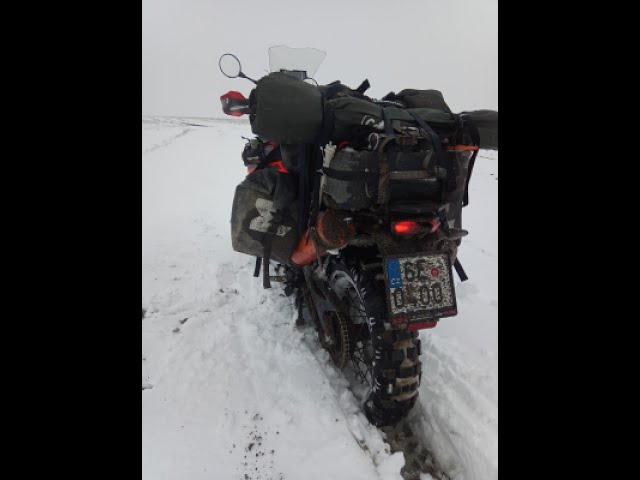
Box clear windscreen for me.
[268,45,326,78]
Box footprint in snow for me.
[219,288,239,295]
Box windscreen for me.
[268,45,326,78]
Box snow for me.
[142,117,498,480]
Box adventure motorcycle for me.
[218,46,497,426]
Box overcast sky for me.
[142,0,497,118]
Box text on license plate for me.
[385,252,457,323]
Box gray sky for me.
[142,0,497,118]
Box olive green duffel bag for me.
[249,72,324,143]
[460,110,498,150]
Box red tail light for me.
[392,221,421,235]
[391,220,440,236]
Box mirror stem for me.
[239,72,258,85]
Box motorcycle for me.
[218,46,490,427]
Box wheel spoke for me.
[342,287,373,387]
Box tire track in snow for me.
[296,299,456,480]
[299,325,402,479]
[409,336,498,480]
[381,404,450,480]
[142,127,193,155]
[223,261,385,480]
[297,314,450,480]
[212,259,391,479]
[379,336,498,480]
[225,290,286,480]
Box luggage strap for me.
[260,209,287,289]
[262,244,272,289]
[453,257,469,282]
[382,107,393,135]
[253,256,262,277]
[376,136,395,205]
[463,119,481,207]
[298,144,310,240]
[308,102,336,230]
[355,79,370,94]
[407,110,456,193]
[255,144,281,172]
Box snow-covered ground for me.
[142,117,498,480]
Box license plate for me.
[384,252,457,325]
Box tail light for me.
[392,221,421,235]
[391,220,440,237]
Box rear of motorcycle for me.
[292,137,468,426]
[218,48,470,427]
[296,207,461,426]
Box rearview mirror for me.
[219,53,242,78]
[218,53,257,84]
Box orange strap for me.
[445,145,480,152]
[267,160,289,174]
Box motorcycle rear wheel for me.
[327,256,422,427]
